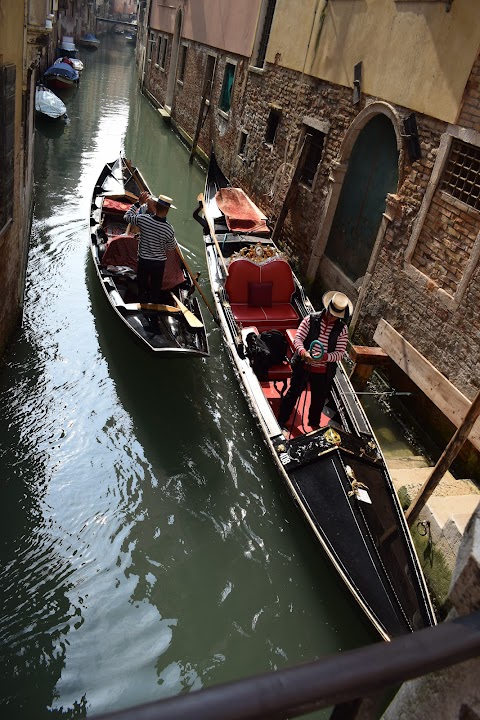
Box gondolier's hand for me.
[139,191,149,204]
[300,349,313,364]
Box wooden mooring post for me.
[348,344,390,391]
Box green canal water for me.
[0,34,418,719]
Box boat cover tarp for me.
[101,235,184,290]
[44,62,79,81]
[215,187,269,234]
[35,87,66,118]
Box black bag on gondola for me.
[259,330,288,365]
[245,332,272,381]
[246,330,288,381]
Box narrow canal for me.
[0,35,380,718]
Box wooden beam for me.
[374,319,480,451]
[349,345,390,365]
[406,389,480,526]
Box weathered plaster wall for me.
[150,0,262,57]
[268,0,480,124]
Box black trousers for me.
[137,258,166,304]
[278,362,330,428]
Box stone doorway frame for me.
[306,101,405,331]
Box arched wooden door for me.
[325,114,398,282]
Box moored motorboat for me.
[56,36,77,59]
[199,150,436,640]
[43,62,79,90]
[35,84,67,120]
[54,56,83,73]
[90,156,209,357]
[78,33,100,49]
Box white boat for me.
[35,84,67,120]
[54,56,83,73]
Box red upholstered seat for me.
[226,257,299,330]
[231,304,266,324]
[261,259,295,303]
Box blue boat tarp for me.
[44,63,79,82]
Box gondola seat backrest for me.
[225,257,298,330]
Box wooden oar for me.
[198,192,229,277]
[124,157,148,195]
[175,245,219,324]
[170,292,204,328]
[123,302,180,313]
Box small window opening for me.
[265,108,280,145]
[160,37,168,70]
[254,0,277,68]
[148,31,155,61]
[238,131,248,158]
[219,62,236,113]
[299,129,325,187]
[178,44,187,83]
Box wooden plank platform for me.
[374,319,480,451]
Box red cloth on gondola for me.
[103,198,133,214]
[215,187,269,234]
[102,234,138,271]
[101,234,184,290]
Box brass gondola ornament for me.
[324,427,341,445]
[346,465,372,504]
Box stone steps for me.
[385,460,480,570]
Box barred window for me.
[441,139,480,212]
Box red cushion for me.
[230,304,266,324]
[225,259,261,303]
[248,282,272,307]
[263,304,298,322]
[260,259,295,303]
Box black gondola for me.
[199,150,436,640]
[90,156,209,357]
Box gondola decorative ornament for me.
[324,427,341,445]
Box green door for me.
[325,114,398,282]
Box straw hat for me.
[322,291,353,319]
[157,194,176,209]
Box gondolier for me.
[278,291,352,432]
[124,192,177,304]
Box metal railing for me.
[91,611,480,720]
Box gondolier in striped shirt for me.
[278,291,353,433]
[124,191,177,304]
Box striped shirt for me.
[124,203,177,261]
[294,313,348,373]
